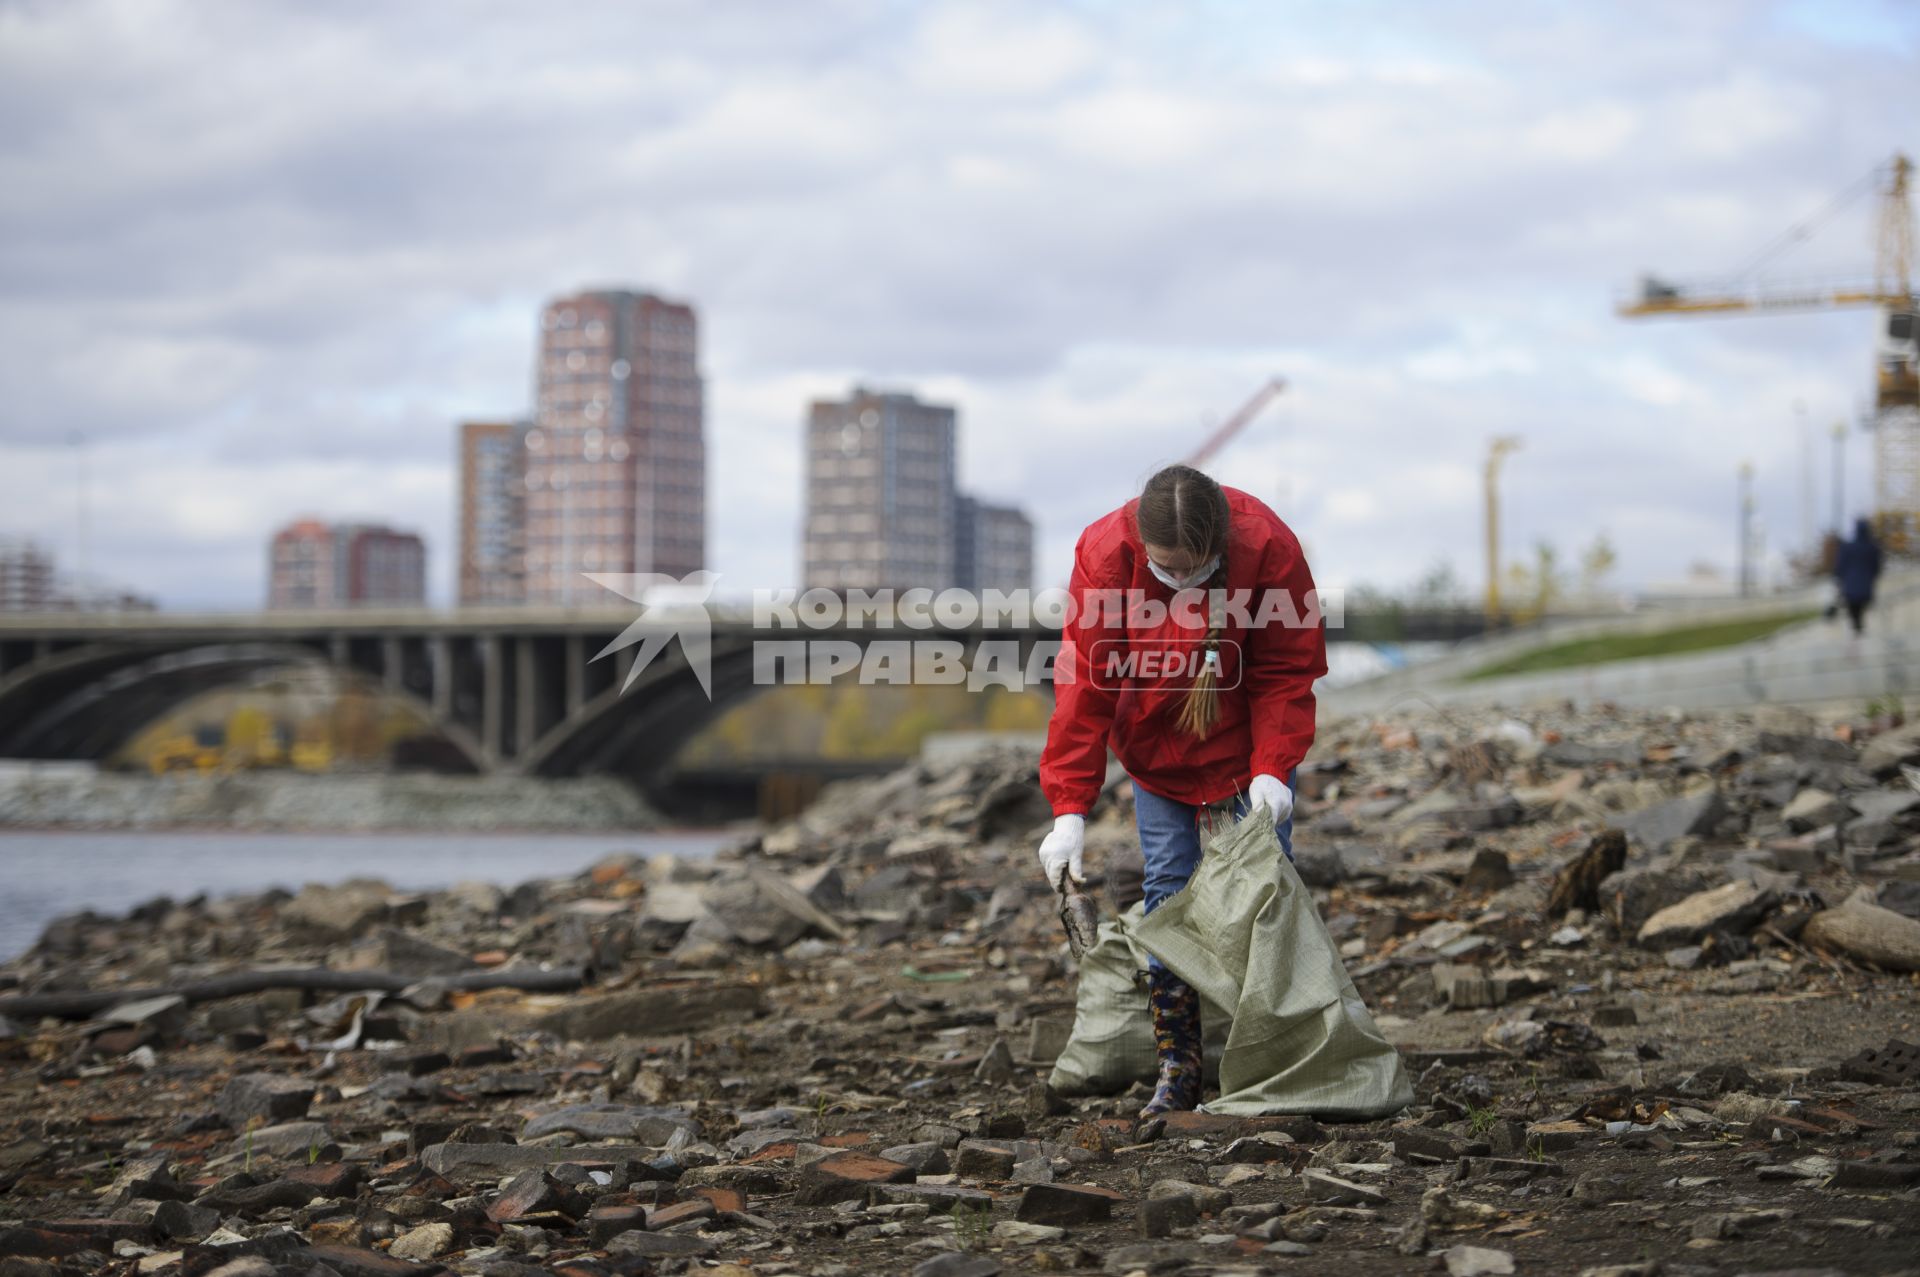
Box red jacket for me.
[1039,487,1327,815]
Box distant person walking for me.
[1833,518,1883,635]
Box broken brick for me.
[587,1203,649,1246]
[283,1161,364,1198]
[953,1141,1017,1179]
[1155,1112,1242,1138]
[1015,1182,1126,1226]
[793,1151,915,1206]
[645,1198,716,1230]
[485,1169,586,1223]
[683,1186,746,1214]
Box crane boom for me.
[1623,154,1913,318]
[1618,278,1910,318]
[1183,377,1287,468]
[1617,153,1920,551]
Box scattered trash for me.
[1056,880,1100,959]
[2,705,1917,1272]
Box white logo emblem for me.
[585,570,720,698]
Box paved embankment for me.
[1326,575,1917,716]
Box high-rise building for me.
[803,387,1034,594]
[457,420,528,605]
[803,387,958,591]
[347,523,427,605]
[268,520,335,609]
[954,495,1034,594]
[525,289,706,604]
[0,536,56,612]
[269,520,425,609]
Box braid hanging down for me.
[1134,465,1231,738]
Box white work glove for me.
[1037,814,1085,890]
[1249,773,1294,823]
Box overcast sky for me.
[2,0,1915,610]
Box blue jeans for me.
[1133,773,1295,975]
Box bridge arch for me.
[516,630,1061,783]
[0,609,1484,783]
[0,640,485,771]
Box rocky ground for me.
[2,703,1919,1277]
[0,770,661,832]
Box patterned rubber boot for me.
[1139,969,1203,1118]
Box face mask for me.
[1147,554,1219,591]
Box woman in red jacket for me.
[1036,464,1327,1116]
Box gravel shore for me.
[0,769,661,833]
[2,703,1918,1275]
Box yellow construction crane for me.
[1484,435,1522,623]
[1619,152,1919,551]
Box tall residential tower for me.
[802,386,1033,593]
[526,289,706,604]
[954,495,1035,595]
[456,420,527,605]
[803,387,957,591]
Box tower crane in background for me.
[1484,435,1522,623]
[1182,377,1287,468]
[1619,152,1919,553]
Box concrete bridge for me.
[0,604,1489,781]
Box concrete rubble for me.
[1,702,1918,1275]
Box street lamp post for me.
[1830,420,1846,535]
[69,430,88,594]
[1738,462,1755,598]
[1794,400,1812,554]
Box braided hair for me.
[1135,465,1230,737]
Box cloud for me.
[0,0,1913,609]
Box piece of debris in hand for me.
[1058,881,1100,958]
